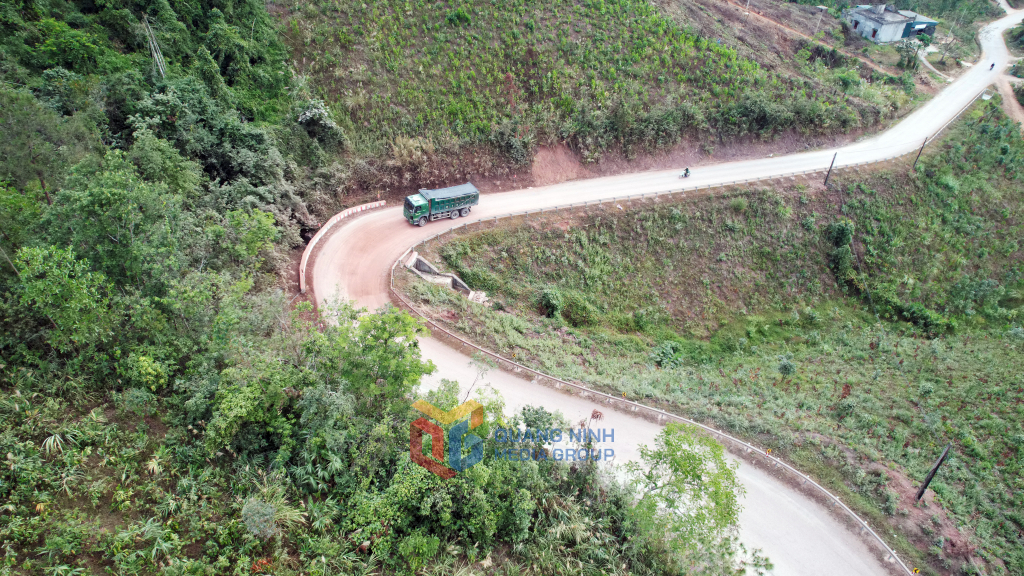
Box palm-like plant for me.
[46,565,85,576]
[146,446,169,477]
[58,466,84,497]
[41,433,68,455]
[242,472,306,540]
[307,497,338,533]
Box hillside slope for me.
[406,105,1024,575]
[277,0,922,193]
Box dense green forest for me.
[408,105,1024,575]
[0,0,779,574]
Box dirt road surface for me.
[997,74,1024,125]
[310,7,1024,575]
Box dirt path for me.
[997,74,1024,126]
[993,0,1024,128]
[720,0,894,77]
[919,52,954,83]
[309,7,1024,576]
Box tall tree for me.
[0,89,98,205]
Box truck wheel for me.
[416,217,426,227]
[460,208,470,217]
[450,211,459,220]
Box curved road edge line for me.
[299,200,388,293]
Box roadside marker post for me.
[824,152,837,186]
[913,138,928,171]
[916,443,952,501]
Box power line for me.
[143,15,167,79]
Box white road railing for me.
[299,200,387,293]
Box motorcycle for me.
[680,169,690,178]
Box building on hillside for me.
[844,4,937,44]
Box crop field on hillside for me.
[276,0,918,177]
[403,105,1024,575]
[1,0,775,573]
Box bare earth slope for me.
[310,7,1024,576]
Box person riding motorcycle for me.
[682,168,690,178]
[991,63,996,70]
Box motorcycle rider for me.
[991,63,995,70]
[683,168,690,178]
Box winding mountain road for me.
[310,8,1024,575]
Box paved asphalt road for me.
[311,7,1023,575]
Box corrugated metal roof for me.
[419,182,479,201]
[901,10,937,24]
[853,9,910,24]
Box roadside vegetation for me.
[1010,24,1024,107]
[405,104,1024,576]
[0,0,771,574]
[278,0,923,192]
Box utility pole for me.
[912,138,928,171]
[939,4,969,64]
[916,443,952,501]
[813,5,827,37]
[823,152,837,186]
[142,15,166,79]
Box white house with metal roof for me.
[845,4,937,44]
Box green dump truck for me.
[403,183,479,226]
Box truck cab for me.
[403,194,429,225]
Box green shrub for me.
[828,245,855,282]
[296,99,348,151]
[37,19,105,73]
[825,220,855,247]
[241,498,278,539]
[729,197,748,213]
[871,285,954,335]
[650,340,684,368]
[118,387,158,417]
[898,302,954,335]
[460,267,502,293]
[633,306,666,332]
[538,287,564,318]
[777,356,796,377]
[398,532,440,572]
[446,8,471,27]
[562,291,598,327]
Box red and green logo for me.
[410,400,484,478]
